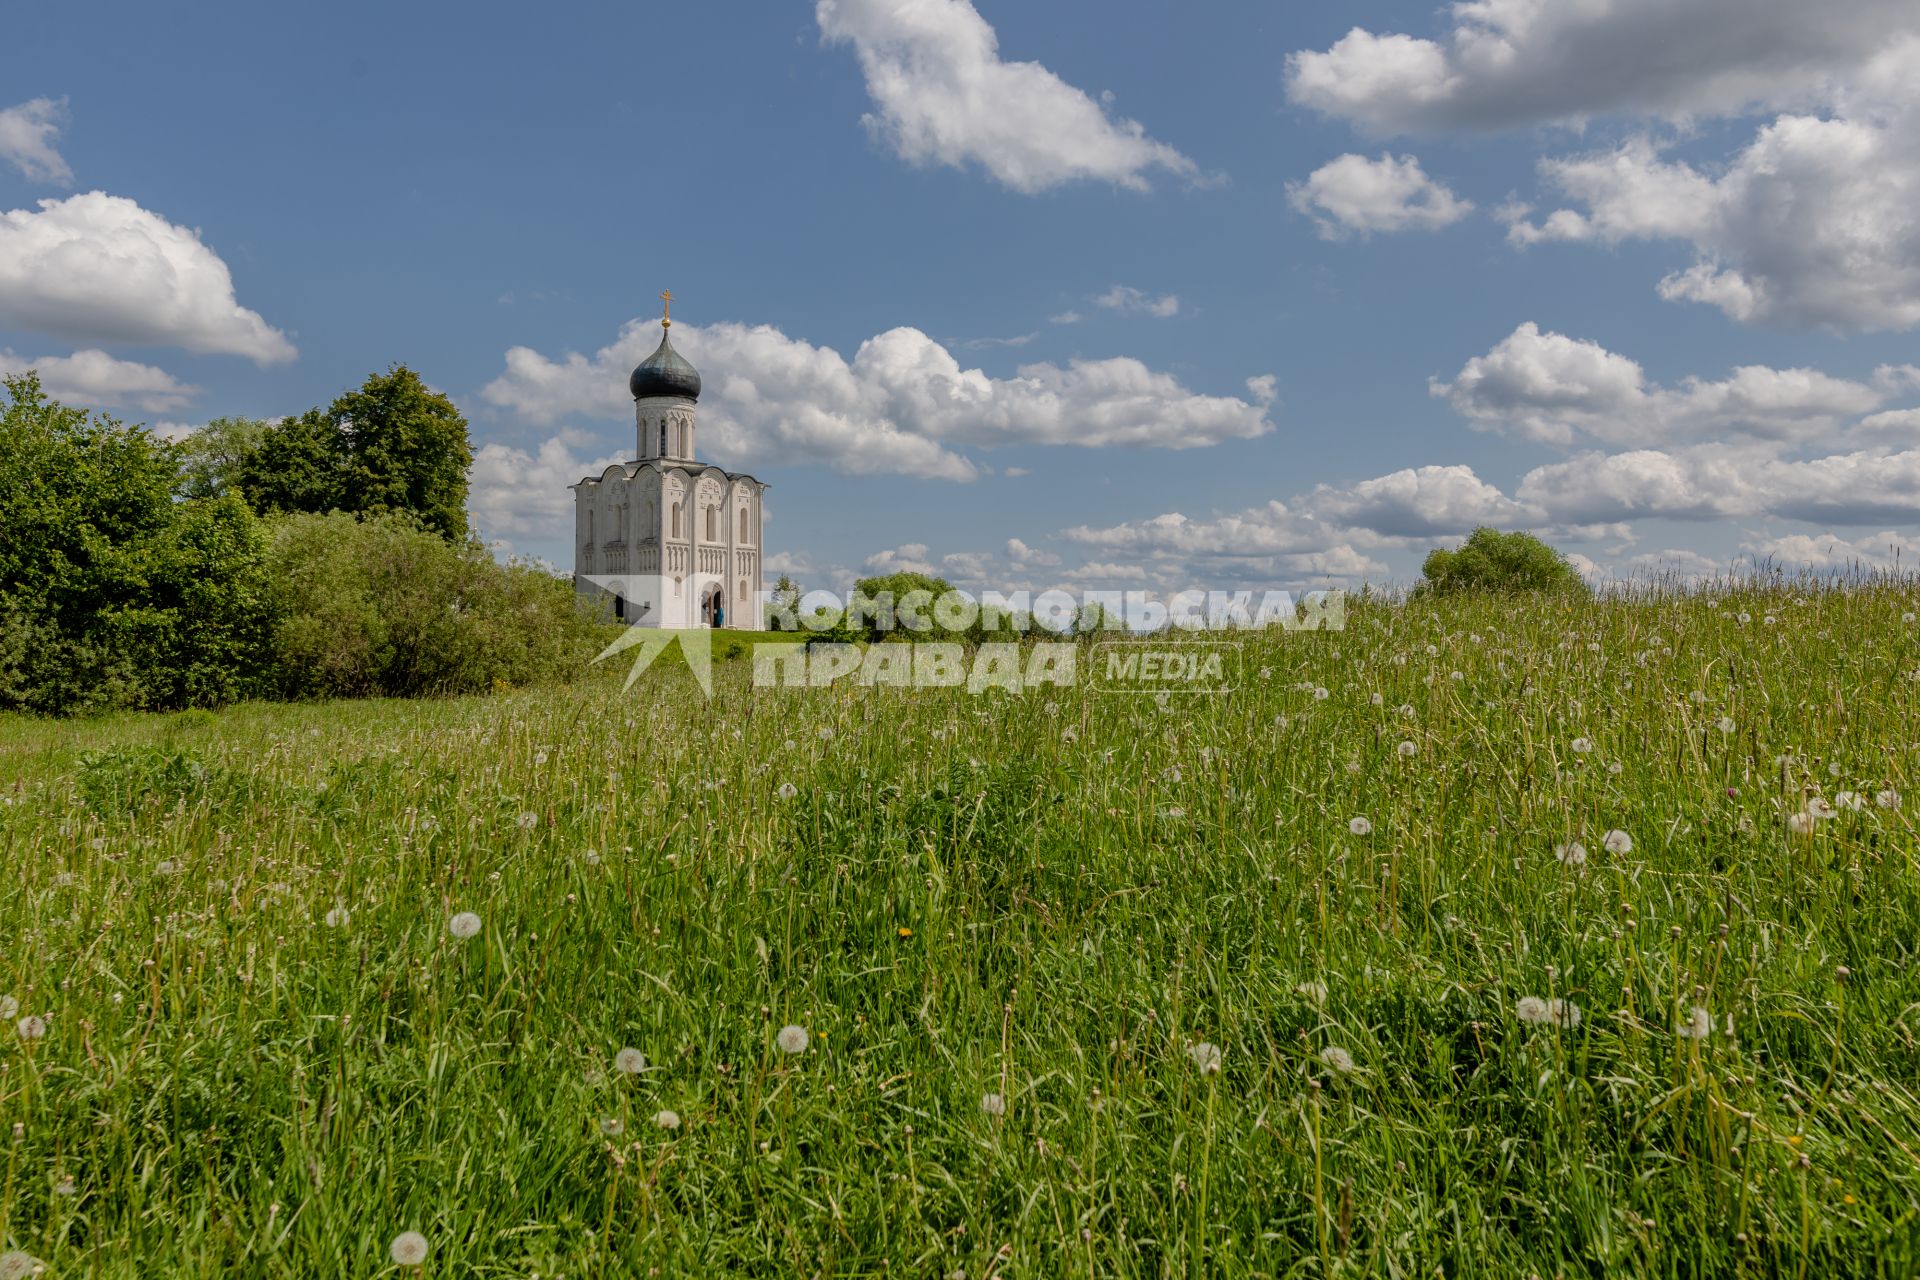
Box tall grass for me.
[0,581,1917,1276]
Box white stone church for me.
[572,296,768,629]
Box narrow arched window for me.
[658,421,667,456]
[739,508,749,542]
[671,502,681,539]
[706,506,717,541]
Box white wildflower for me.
[1348,816,1373,836]
[1515,996,1551,1025]
[776,1025,810,1055]
[1397,740,1418,758]
[447,911,482,939]
[1602,830,1633,855]
[614,1047,647,1075]
[652,1109,681,1130]
[776,782,798,800]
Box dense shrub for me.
[0,375,279,714]
[1418,526,1588,597]
[265,511,602,699]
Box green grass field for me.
[2,587,1919,1277]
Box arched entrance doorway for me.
[701,583,725,628]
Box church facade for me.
[572,296,768,629]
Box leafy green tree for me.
[238,408,347,517]
[1418,527,1588,597]
[237,366,473,540]
[767,573,802,630]
[851,571,954,641]
[0,374,278,713]
[175,416,272,500]
[331,365,473,540]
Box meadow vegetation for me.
[0,581,1917,1276]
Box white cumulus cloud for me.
[1285,0,1920,134]
[480,318,1275,482]
[0,192,296,364]
[467,430,627,542]
[0,98,73,184]
[1288,153,1473,239]
[816,0,1198,193]
[1434,322,1886,446]
[1503,57,1920,332]
[0,347,198,413]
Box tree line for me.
[0,367,598,716]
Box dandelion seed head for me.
[1319,1046,1355,1074]
[0,1253,41,1280]
[15,1016,46,1040]
[979,1092,1006,1116]
[389,1232,429,1266]
[1677,1006,1712,1040]
[324,906,349,929]
[1348,816,1373,836]
[776,782,798,800]
[614,1047,647,1075]
[1602,829,1633,854]
[1187,1041,1223,1075]
[1570,737,1594,754]
[599,1117,623,1136]
[447,911,482,939]
[777,1024,810,1055]
[1805,797,1836,820]
[1515,996,1551,1025]
[1294,980,1328,1005]
[515,812,538,831]
[652,1109,681,1130]
[1555,841,1588,868]
[0,997,16,1021]
[1397,740,1417,758]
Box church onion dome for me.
[629,328,702,402]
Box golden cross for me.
[661,289,673,328]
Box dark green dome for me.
[629,328,701,401]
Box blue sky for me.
[4,0,1918,593]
